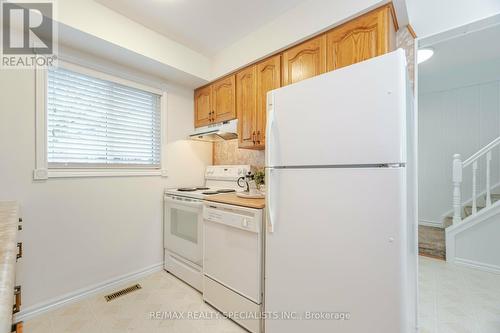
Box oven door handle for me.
[165,196,203,208]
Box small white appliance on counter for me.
[264,49,417,333]
[163,165,251,291]
[203,202,264,333]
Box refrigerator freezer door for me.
[265,167,412,333]
[266,49,406,167]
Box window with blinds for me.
[47,66,161,168]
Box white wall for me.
[211,0,388,78]
[407,0,500,38]
[419,61,500,225]
[0,63,212,310]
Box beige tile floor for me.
[24,271,246,333]
[24,258,500,333]
[419,256,500,333]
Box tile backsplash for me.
[213,139,265,167]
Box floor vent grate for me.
[104,284,142,302]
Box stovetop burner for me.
[216,189,236,193]
[177,187,211,192]
[200,189,236,195]
[172,187,236,196]
[202,191,219,195]
[177,188,197,192]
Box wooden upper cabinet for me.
[236,55,281,150]
[194,4,398,131]
[211,75,236,123]
[194,75,236,128]
[256,54,281,148]
[236,66,257,149]
[282,35,326,86]
[194,85,211,128]
[326,5,396,71]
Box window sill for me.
[33,168,168,180]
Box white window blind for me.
[47,66,161,168]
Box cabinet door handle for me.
[252,131,256,144]
[13,286,21,314]
[16,242,22,260]
[257,130,261,144]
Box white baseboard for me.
[453,257,500,274]
[419,219,443,228]
[15,262,163,321]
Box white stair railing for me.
[452,136,500,225]
[452,154,463,225]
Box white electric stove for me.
[163,165,251,291]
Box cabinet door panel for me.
[236,66,257,148]
[256,55,281,149]
[327,6,393,71]
[282,35,326,86]
[212,75,236,123]
[194,86,211,128]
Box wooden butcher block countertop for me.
[205,193,265,209]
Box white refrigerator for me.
[264,49,417,333]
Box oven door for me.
[164,195,203,266]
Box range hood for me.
[189,119,238,142]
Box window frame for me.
[34,60,168,179]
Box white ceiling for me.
[406,0,500,38]
[95,0,305,56]
[419,23,500,77]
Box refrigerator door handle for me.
[266,168,275,233]
[265,92,275,167]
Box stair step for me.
[491,194,500,202]
[464,205,485,218]
[444,216,453,228]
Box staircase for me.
[420,137,500,262]
[419,193,500,260]
[440,137,500,272]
